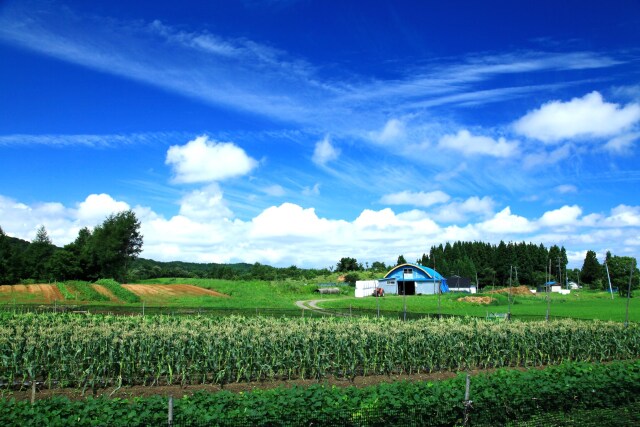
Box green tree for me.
[370,261,387,272]
[22,225,55,281]
[46,250,82,281]
[0,226,13,284]
[336,257,361,272]
[89,210,143,281]
[606,256,639,297]
[396,255,407,265]
[581,250,601,289]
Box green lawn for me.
[136,277,351,309]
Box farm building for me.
[378,263,448,296]
[446,275,477,294]
[355,263,449,298]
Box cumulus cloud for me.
[479,207,537,234]
[76,193,130,223]
[2,192,640,269]
[178,184,233,221]
[380,190,450,208]
[431,196,496,222]
[538,205,582,227]
[438,130,519,157]
[250,203,343,238]
[166,135,258,183]
[312,136,340,166]
[513,91,640,143]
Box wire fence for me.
[0,303,587,322]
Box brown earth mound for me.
[486,285,534,296]
[122,284,229,298]
[457,296,494,304]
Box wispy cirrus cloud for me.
[0,132,179,147]
[0,1,627,135]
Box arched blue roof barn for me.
[378,263,448,295]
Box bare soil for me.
[0,284,63,303]
[6,368,520,401]
[457,296,494,304]
[93,284,121,303]
[122,284,229,298]
[486,286,535,296]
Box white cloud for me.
[369,119,406,144]
[438,130,519,157]
[312,136,340,166]
[2,192,639,269]
[302,183,321,196]
[513,91,640,143]
[522,144,571,169]
[556,184,577,194]
[178,184,233,221]
[380,190,450,208]
[431,196,496,222]
[166,135,258,183]
[603,205,640,227]
[76,194,130,223]
[538,205,582,227]
[263,185,286,197]
[479,207,537,233]
[604,132,639,153]
[250,203,343,238]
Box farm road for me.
[295,299,344,316]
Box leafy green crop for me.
[1,360,639,426]
[95,279,140,303]
[64,280,109,302]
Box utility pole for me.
[546,259,551,321]
[625,259,635,328]
[605,261,614,300]
[508,266,512,320]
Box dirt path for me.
[295,298,343,315]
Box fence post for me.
[463,373,472,426]
[31,378,36,405]
[168,395,173,426]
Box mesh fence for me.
[0,303,575,322]
[168,401,640,427]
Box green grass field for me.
[320,289,640,322]
[0,278,638,322]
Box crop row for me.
[0,313,638,388]
[2,360,640,426]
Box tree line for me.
[0,210,142,284]
[335,241,638,295]
[1,216,637,295]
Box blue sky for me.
[1,0,639,269]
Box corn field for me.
[0,312,638,389]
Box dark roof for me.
[445,276,472,287]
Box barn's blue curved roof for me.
[383,263,445,281]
